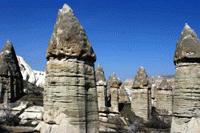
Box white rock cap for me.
[184,23,192,30]
[59,3,73,14]
[181,23,198,39]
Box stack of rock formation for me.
[107,73,122,113]
[151,79,172,127]
[118,85,130,113]
[39,4,99,133]
[96,65,107,112]
[171,24,200,132]
[131,67,151,121]
[154,79,172,116]
[0,41,23,105]
[119,86,130,103]
[97,72,130,133]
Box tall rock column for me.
[154,79,172,116]
[107,73,121,113]
[0,41,23,104]
[152,79,173,127]
[131,67,151,121]
[171,24,200,132]
[95,65,107,112]
[42,4,99,133]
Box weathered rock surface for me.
[174,23,200,64]
[41,3,99,133]
[118,86,130,104]
[17,56,44,106]
[171,24,200,133]
[98,113,129,133]
[150,79,173,128]
[0,41,23,104]
[154,79,172,116]
[132,67,149,89]
[46,4,96,63]
[0,54,44,127]
[107,73,121,113]
[17,55,45,88]
[171,117,200,133]
[96,65,107,112]
[131,67,150,122]
[19,106,43,126]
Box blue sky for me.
[0,0,200,80]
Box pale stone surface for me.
[107,73,121,113]
[131,67,150,121]
[119,86,130,104]
[171,24,200,132]
[19,106,43,125]
[132,67,149,89]
[171,117,200,133]
[98,113,129,133]
[42,3,99,133]
[154,79,173,116]
[35,113,82,133]
[96,65,107,112]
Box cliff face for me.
[171,24,200,133]
[41,4,99,133]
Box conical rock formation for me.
[131,67,151,121]
[174,23,200,64]
[46,4,96,63]
[132,67,149,89]
[41,4,99,133]
[107,73,121,113]
[96,65,107,112]
[0,41,23,104]
[171,24,200,132]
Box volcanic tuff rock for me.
[107,73,121,113]
[96,65,107,112]
[95,67,132,133]
[0,41,23,104]
[174,23,200,64]
[132,67,149,89]
[131,67,151,121]
[96,64,106,82]
[152,79,173,128]
[171,24,200,133]
[46,4,96,63]
[118,86,130,104]
[42,4,99,133]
